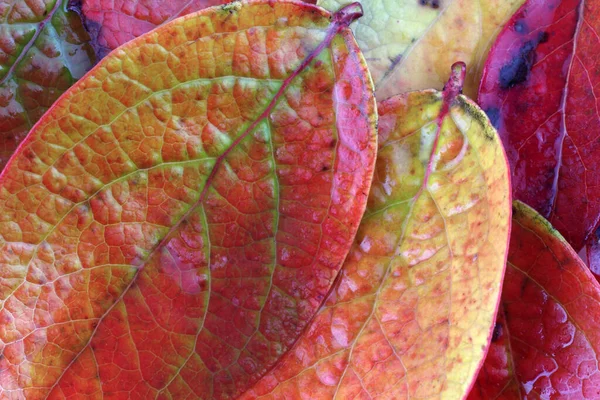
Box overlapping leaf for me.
[0,1,378,398]
[79,0,229,58]
[479,0,600,257]
[240,64,511,399]
[0,0,95,171]
[469,201,600,399]
[316,0,525,99]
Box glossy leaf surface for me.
[241,64,511,399]
[0,0,95,171]
[80,0,229,58]
[0,1,377,398]
[478,0,600,253]
[469,201,600,399]
[316,0,525,99]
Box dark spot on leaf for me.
[74,6,110,60]
[419,0,440,9]
[24,149,36,160]
[484,107,501,129]
[220,2,238,14]
[321,165,330,172]
[491,322,503,342]
[67,0,83,12]
[43,10,48,16]
[594,225,600,240]
[390,53,403,69]
[514,20,527,34]
[538,31,549,44]
[499,40,538,89]
[520,276,530,297]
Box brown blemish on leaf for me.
[419,0,441,9]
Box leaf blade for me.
[0,2,377,398]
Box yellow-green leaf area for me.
[317,0,525,99]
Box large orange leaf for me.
[469,201,600,399]
[0,1,377,398]
[0,0,95,171]
[241,63,511,399]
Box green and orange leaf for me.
[469,202,600,399]
[241,64,511,399]
[0,1,377,398]
[0,0,96,171]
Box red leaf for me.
[0,0,96,171]
[0,2,377,398]
[79,0,230,57]
[469,201,600,399]
[478,0,599,253]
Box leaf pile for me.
[242,62,511,400]
[2,0,600,399]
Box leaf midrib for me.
[547,0,585,221]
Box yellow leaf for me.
[317,0,525,98]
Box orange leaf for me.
[0,2,377,398]
[241,63,511,399]
[469,201,600,399]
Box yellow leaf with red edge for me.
[241,63,511,399]
[316,0,525,99]
[0,1,378,398]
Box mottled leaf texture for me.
[80,0,229,58]
[316,0,525,99]
[479,0,600,256]
[469,201,600,400]
[241,63,511,399]
[0,0,95,171]
[0,1,378,398]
